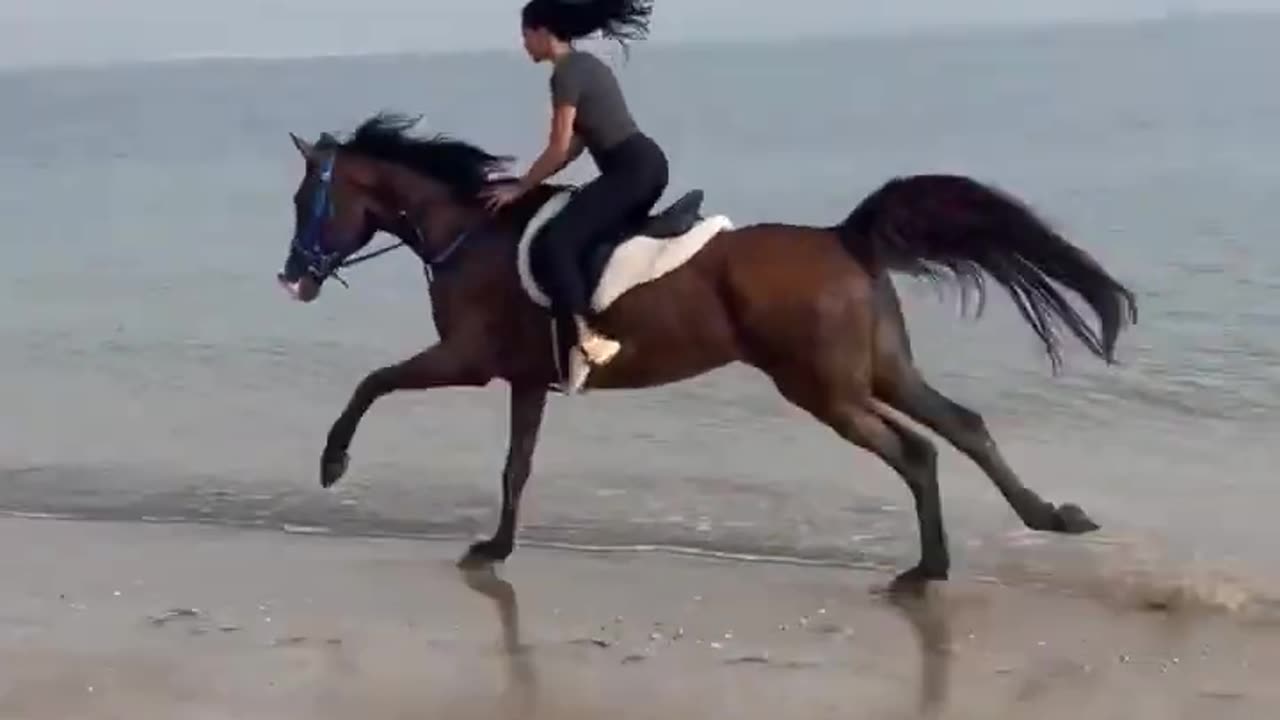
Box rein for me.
[290,153,472,287]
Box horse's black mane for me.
[327,112,514,202]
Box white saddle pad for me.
[516,190,733,312]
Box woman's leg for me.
[539,172,631,352]
[542,138,669,389]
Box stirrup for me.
[547,347,593,395]
[563,346,591,394]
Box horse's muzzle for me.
[277,271,320,302]
[279,245,323,302]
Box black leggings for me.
[542,132,669,318]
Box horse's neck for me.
[404,180,565,264]
[390,174,478,253]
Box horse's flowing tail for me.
[837,174,1138,370]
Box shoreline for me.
[6,504,1276,624]
[1,517,1278,718]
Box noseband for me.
[290,153,471,287]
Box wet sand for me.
[1,517,1277,719]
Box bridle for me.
[289,152,471,287]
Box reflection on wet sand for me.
[455,560,959,720]
[6,519,1278,719]
[459,564,537,712]
[885,589,955,718]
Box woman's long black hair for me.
[521,0,654,48]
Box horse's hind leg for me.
[869,280,1098,535]
[880,374,1097,534]
[774,373,950,588]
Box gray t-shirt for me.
[550,50,639,161]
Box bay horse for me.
[276,113,1137,590]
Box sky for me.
[2,0,1277,68]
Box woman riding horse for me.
[280,111,1137,588]
[480,0,667,394]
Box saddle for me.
[529,189,707,305]
[515,186,734,390]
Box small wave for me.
[280,523,333,536]
[0,510,77,521]
[971,529,1280,623]
[496,539,888,571]
[535,533,1280,625]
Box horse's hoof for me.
[459,539,512,569]
[889,564,948,597]
[1050,503,1099,535]
[320,451,349,489]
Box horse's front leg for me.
[461,384,547,566]
[320,342,493,488]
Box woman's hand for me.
[481,183,524,214]
[480,105,578,215]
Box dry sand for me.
[0,517,1277,719]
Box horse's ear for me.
[289,132,314,159]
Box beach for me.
[1,516,1277,719]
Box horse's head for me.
[278,113,515,303]
[278,132,380,302]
